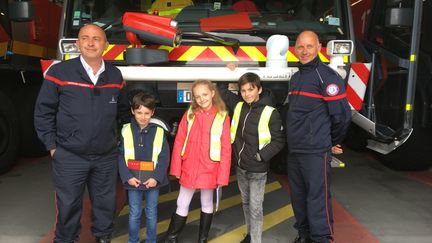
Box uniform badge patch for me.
[326,84,340,96]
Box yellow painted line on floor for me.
[112,180,282,242]
[118,175,238,216]
[208,204,294,243]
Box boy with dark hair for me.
[118,92,170,243]
[219,72,285,243]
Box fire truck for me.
[0,0,61,173]
[1,0,430,172]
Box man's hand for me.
[128,177,141,188]
[227,62,237,71]
[143,178,158,188]
[331,144,343,154]
[50,149,56,157]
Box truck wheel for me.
[0,92,20,174]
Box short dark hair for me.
[238,72,261,90]
[131,92,156,111]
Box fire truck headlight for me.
[327,40,353,56]
[59,39,80,55]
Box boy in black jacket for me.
[219,72,285,243]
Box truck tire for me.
[0,92,20,174]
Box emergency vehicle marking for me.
[178,46,207,61]
[40,60,60,77]
[346,63,371,110]
[98,44,341,63]
[103,44,129,60]
[209,46,238,62]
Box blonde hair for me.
[189,79,227,120]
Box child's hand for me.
[143,178,158,188]
[227,62,237,71]
[128,177,141,188]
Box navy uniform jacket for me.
[286,57,351,154]
[34,57,129,158]
[118,119,170,190]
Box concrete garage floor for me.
[1,148,432,243]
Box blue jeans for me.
[128,188,160,243]
[236,166,267,243]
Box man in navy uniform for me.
[286,30,351,243]
[34,24,129,243]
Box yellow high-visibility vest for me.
[181,106,227,162]
[230,102,275,150]
[121,123,164,167]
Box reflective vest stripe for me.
[230,102,275,150]
[230,102,243,144]
[121,123,164,167]
[181,106,227,162]
[258,106,274,149]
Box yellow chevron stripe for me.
[112,181,281,242]
[178,46,207,61]
[103,44,116,56]
[240,46,266,62]
[158,45,175,53]
[209,204,294,243]
[117,175,238,217]
[287,50,299,62]
[318,52,329,63]
[209,46,238,62]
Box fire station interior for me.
[1,0,432,243]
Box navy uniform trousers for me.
[52,146,118,243]
[287,152,334,243]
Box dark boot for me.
[293,235,312,243]
[163,213,187,243]
[240,234,251,243]
[95,235,111,243]
[198,211,213,243]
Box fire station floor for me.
[1,148,432,243]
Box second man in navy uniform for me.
[286,30,351,243]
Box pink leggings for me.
[175,185,214,216]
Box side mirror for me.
[9,1,34,22]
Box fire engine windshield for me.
[64,0,348,44]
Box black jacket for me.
[34,57,129,158]
[286,57,351,153]
[219,84,285,172]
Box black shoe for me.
[162,213,187,243]
[293,235,312,243]
[240,234,251,243]
[96,235,111,243]
[198,211,213,243]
